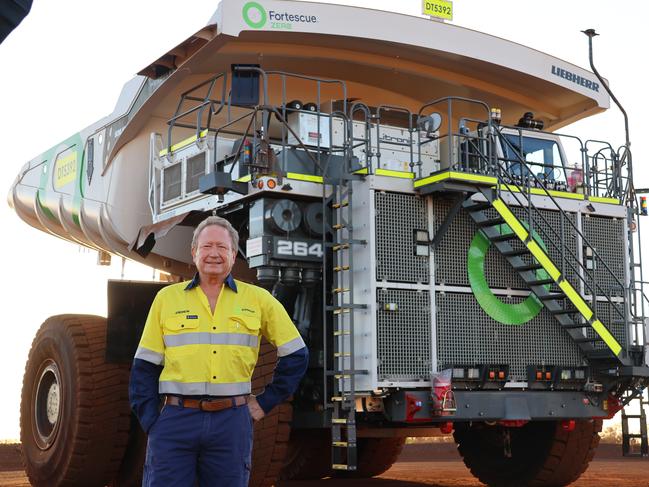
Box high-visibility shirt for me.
[134,274,305,396]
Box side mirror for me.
[418,112,443,136]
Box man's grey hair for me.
[192,216,239,252]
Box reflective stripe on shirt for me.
[159,380,251,396]
[277,336,307,357]
[163,332,259,348]
[134,346,165,365]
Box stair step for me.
[490,233,518,242]
[465,201,493,212]
[476,217,506,228]
[551,307,579,316]
[526,278,556,286]
[586,350,615,359]
[573,337,601,344]
[538,293,566,301]
[514,263,543,272]
[502,249,531,257]
[562,323,588,330]
[332,418,349,424]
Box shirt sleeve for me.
[129,358,163,433]
[256,346,309,414]
[258,288,306,357]
[134,291,165,365]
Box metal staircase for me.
[622,390,648,457]
[457,131,634,365]
[322,118,367,473]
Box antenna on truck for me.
[582,28,630,150]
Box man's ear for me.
[191,247,196,263]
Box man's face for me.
[191,225,237,280]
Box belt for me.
[164,394,249,412]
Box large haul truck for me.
[9,1,649,485]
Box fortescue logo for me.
[551,65,600,92]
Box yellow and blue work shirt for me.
[134,274,305,396]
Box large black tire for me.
[20,315,131,487]
[279,428,332,480]
[333,437,406,478]
[109,417,147,487]
[454,419,602,487]
[249,339,294,487]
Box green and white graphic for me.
[467,224,550,325]
[242,1,267,29]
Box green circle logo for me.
[242,2,267,29]
[467,224,550,325]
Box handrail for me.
[493,126,630,347]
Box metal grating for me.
[436,292,585,381]
[375,192,429,283]
[162,163,181,202]
[186,152,206,194]
[377,288,431,381]
[586,301,628,350]
[582,215,626,297]
[433,199,578,291]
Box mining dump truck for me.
[9,1,649,485]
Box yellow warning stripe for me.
[589,196,620,204]
[286,172,323,183]
[558,280,594,321]
[159,129,209,156]
[491,199,529,241]
[414,171,497,188]
[375,168,415,179]
[527,241,561,281]
[591,319,623,356]
[236,174,252,182]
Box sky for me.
[0,0,648,440]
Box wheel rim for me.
[33,359,62,450]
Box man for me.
[129,216,309,486]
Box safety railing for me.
[492,126,632,357]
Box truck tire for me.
[334,437,406,478]
[279,429,332,480]
[249,339,294,487]
[454,419,602,487]
[109,417,147,487]
[20,315,130,487]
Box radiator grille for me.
[375,192,429,283]
[582,215,626,297]
[436,292,585,381]
[377,288,431,381]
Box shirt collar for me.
[184,273,238,293]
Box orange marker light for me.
[498,371,505,380]
[545,372,552,380]
[536,371,542,380]
[257,180,264,189]
[267,179,277,189]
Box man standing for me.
[129,216,309,486]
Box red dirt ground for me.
[2,442,647,486]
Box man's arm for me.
[254,346,309,416]
[128,358,163,433]
[129,292,166,432]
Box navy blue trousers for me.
[143,403,252,487]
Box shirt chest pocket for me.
[228,315,261,335]
[163,316,200,334]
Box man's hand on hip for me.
[248,396,265,421]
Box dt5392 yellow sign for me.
[422,0,453,20]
